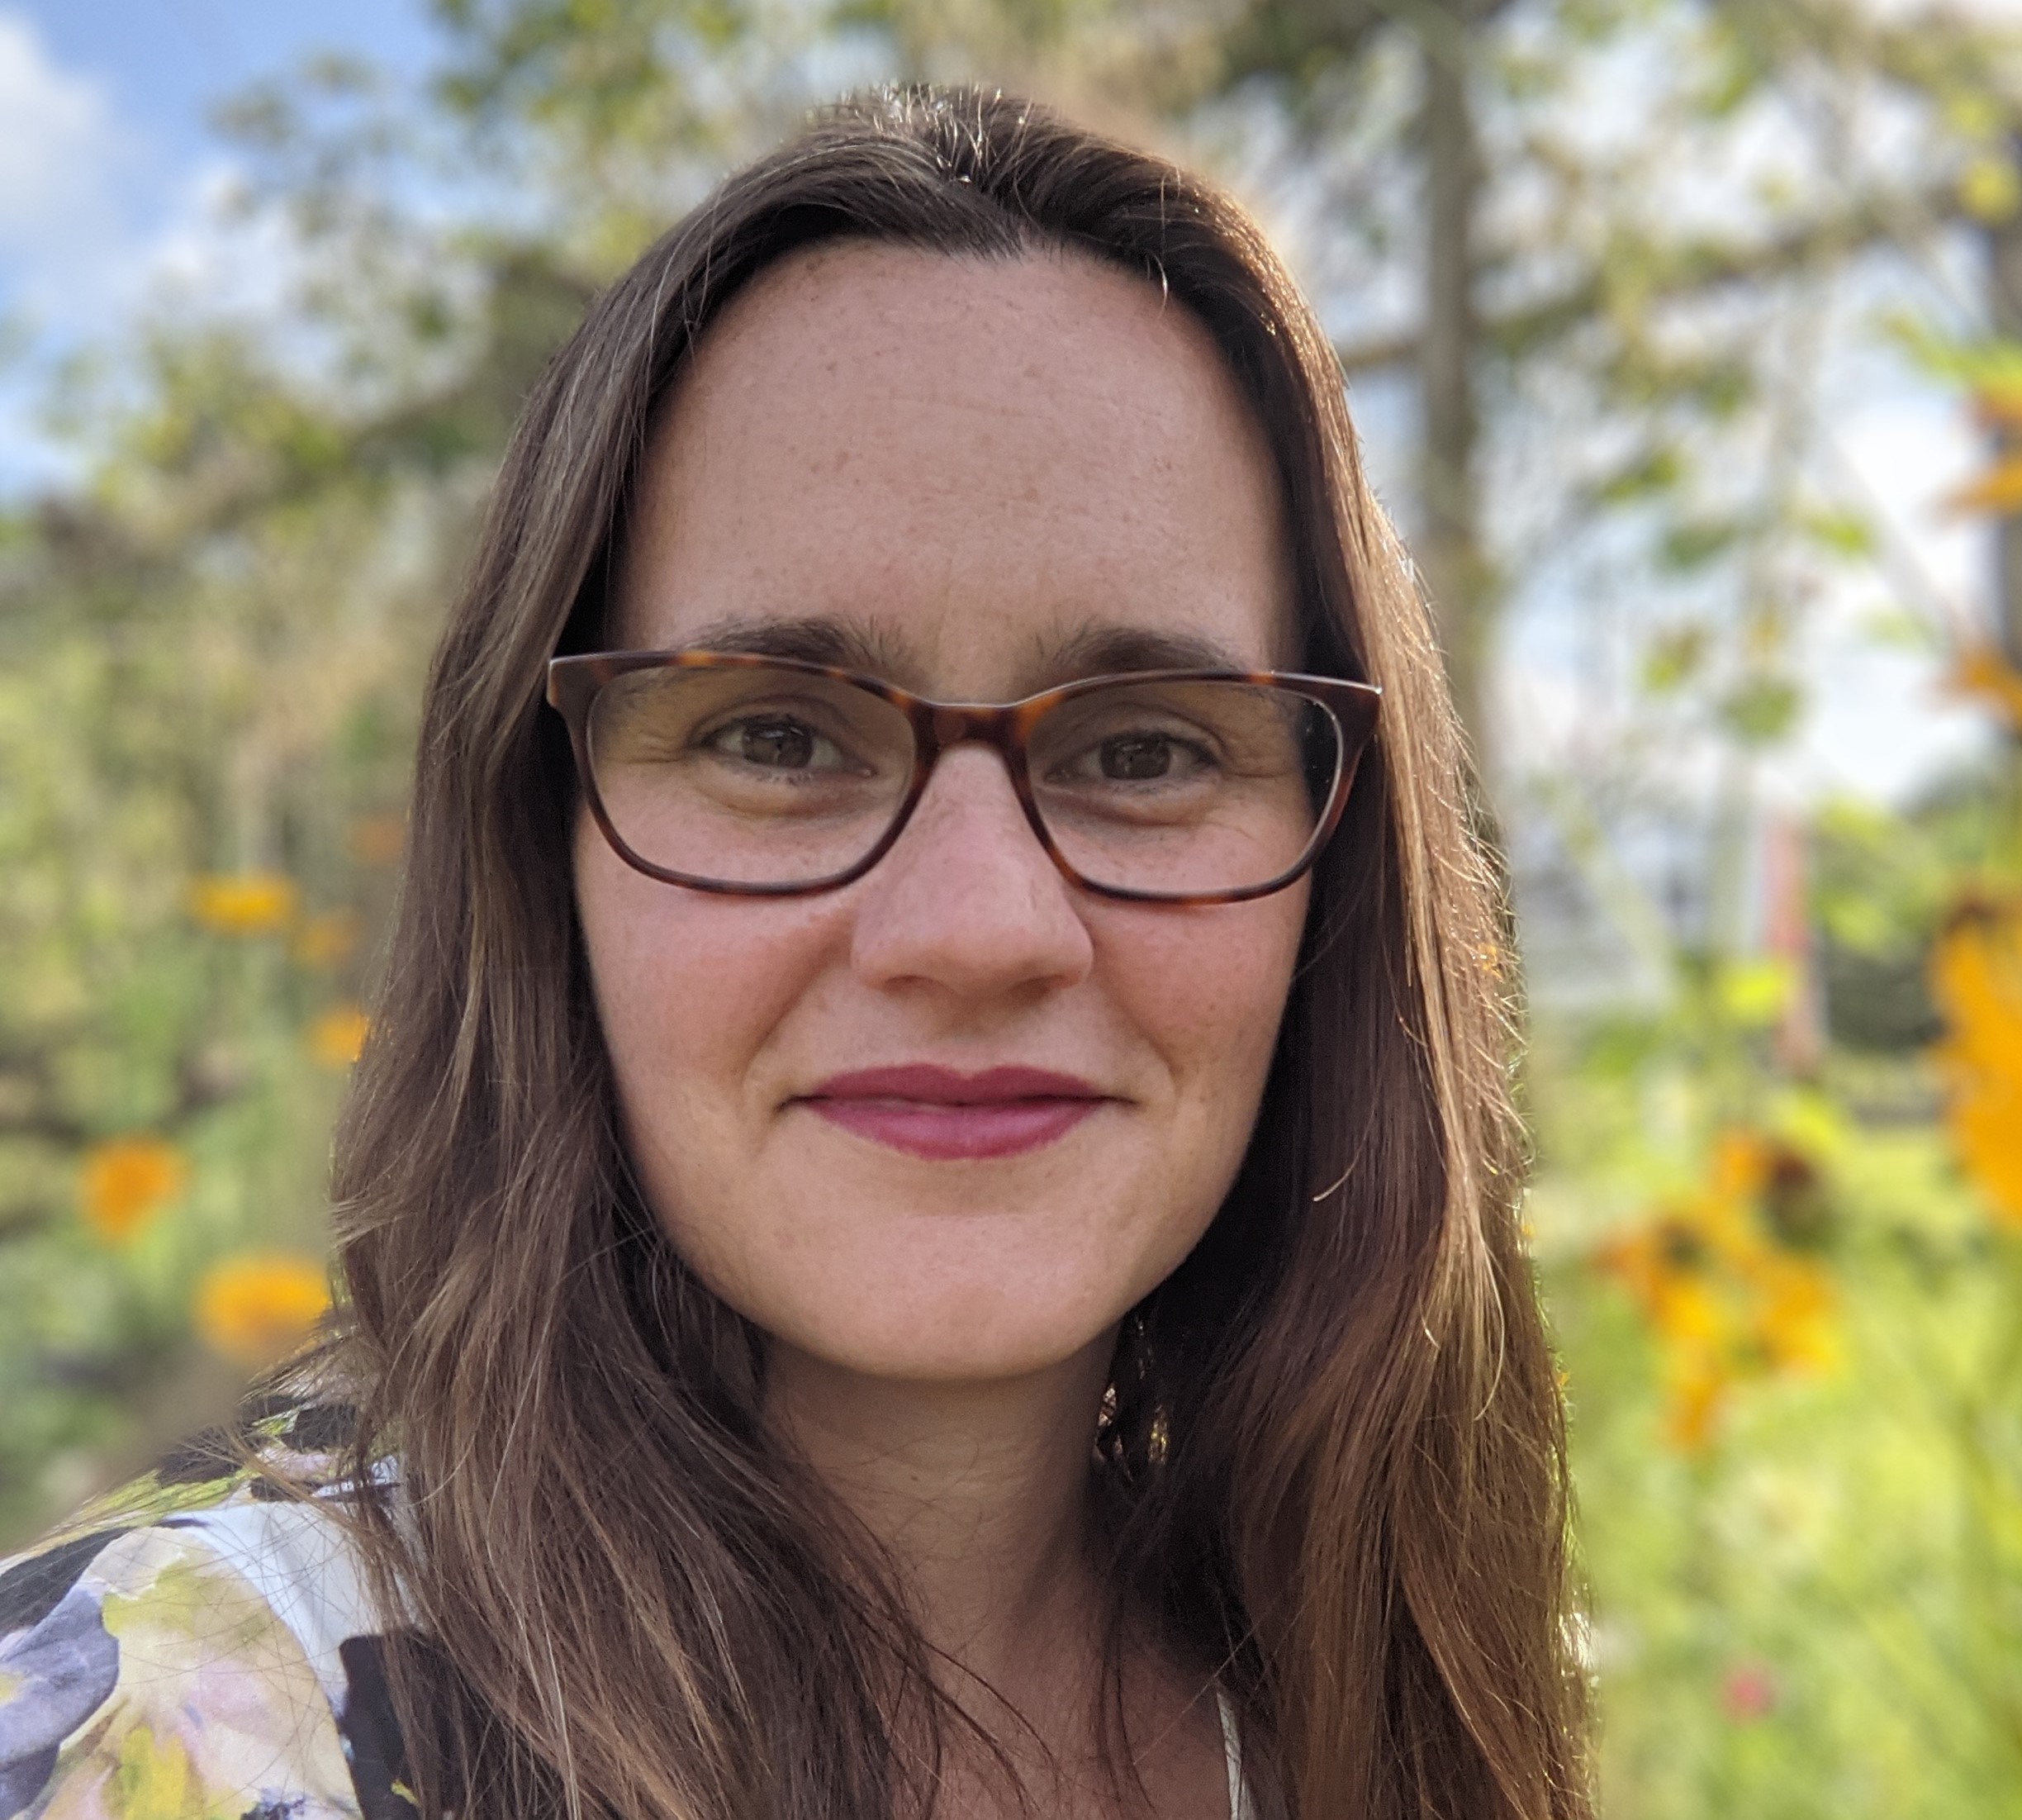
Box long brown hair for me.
[327,83,1588,1820]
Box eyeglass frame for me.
[545,649,1382,905]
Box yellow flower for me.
[1949,1091,2022,1226]
[292,909,360,968]
[1650,1271,1728,1350]
[1932,903,2022,1229]
[1754,1254,1838,1373]
[79,1137,189,1243]
[188,873,299,936]
[194,1253,330,1366]
[308,1005,369,1069]
[1664,1355,1731,1455]
[1595,1129,1838,1452]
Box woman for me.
[0,86,1584,1820]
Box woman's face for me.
[577,242,1308,1384]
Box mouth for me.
[792,1064,1115,1162]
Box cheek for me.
[1066,882,1309,1304]
[572,820,833,1176]
[1097,884,1308,1112]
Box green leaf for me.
[1797,507,1876,561]
[1717,958,1793,1028]
[1597,445,1685,506]
[1659,518,1742,572]
[1719,676,1802,744]
[1641,623,1709,694]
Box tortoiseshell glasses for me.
[546,651,1381,903]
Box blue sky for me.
[0,2,443,489]
[9,1,439,169]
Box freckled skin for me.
[577,243,1308,1384]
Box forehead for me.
[612,241,1296,693]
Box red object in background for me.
[1763,814,1823,1076]
[1721,1660,1778,1723]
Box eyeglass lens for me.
[585,665,1343,896]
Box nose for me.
[848,744,1094,1000]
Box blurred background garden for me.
[4,0,2022,1811]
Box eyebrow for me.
[1040,621,1251,682]
[665,612,1254,694]
[677,615,910,674]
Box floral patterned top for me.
[3,1404,1258,1820]
[0,1403,413,1820]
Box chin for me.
[653,1154,1213,1388]
[786,1333,1113,1386]
[758,1270,1129,1385]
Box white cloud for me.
[0,10,138,489]
[145,159,296,316]
[0,10,126,267]
[0,14,303,491]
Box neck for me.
[761,1333,1118,1689]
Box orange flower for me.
[1944,463,2022,517]
[78,1137,189,1243]
[1942,645,2022,727]
[194,1253,330,1366]
[188,873,299,936]
[308,1005,369,1069]
[1932,903,2022,1229]
[1970,383,2022,428]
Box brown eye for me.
[1100,734,1177,780]
[696,711,861,774]
[735,718,818,768]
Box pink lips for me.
[795,1064,1112,1161]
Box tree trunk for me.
[1416,8,1491,774]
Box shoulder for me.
[0,1403,415,1820]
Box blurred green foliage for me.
[8,2,2022,1813]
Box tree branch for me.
[1336,180,1964,375]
